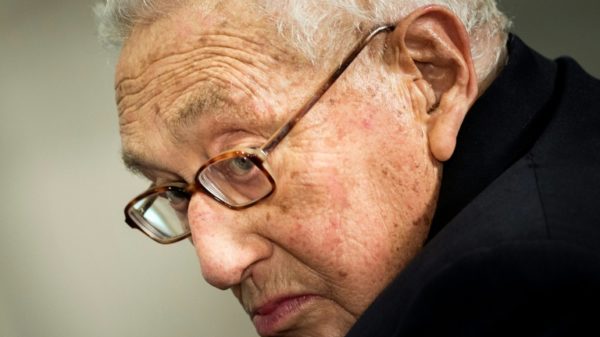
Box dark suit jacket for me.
[346,35,600,337]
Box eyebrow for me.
[169,86,229,131]
[121,150,162,178]
[165,84,262,140]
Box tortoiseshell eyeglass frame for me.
[124,24,396,244]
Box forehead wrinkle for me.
[115,26,298,105]
[117,47,262,124]
[116,36,274,106]
[115,31,215,105]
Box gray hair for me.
[95,0,510,82]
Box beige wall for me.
[499,0,600,77]
[0,1,598,337]
[0,0,254,336]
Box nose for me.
[187,194,273,290]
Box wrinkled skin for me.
[115,2,441,337]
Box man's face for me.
[116,3,440,337]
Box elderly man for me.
[96,0,600,336]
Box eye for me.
[211,155,263,185]
[228,156,255,176]
[165,189,190,214]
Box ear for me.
[384,5,478,161]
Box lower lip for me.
[252,295,316,336]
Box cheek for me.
[270,116,395,248]
[273,161,392,274]
[274,166,350,243]
[263,96,437,310]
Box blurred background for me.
[0,1,599,336]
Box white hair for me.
[95,0,510,82]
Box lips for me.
[252,295,316,336]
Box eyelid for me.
[152,172,190,187]
[212,131,265,156]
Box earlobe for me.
[385,6,478,161]
[427,103,466,161]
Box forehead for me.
[114,2,311,165]
[115,2,295,99]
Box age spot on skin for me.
[361,118,373,130]
[279,201,291,214]
[413,213,431,227]
[327,97,339,105]
[412,181,420,193]
[329,217,341,229]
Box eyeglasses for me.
[124,25,395,244]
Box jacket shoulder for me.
[528,57,600,251]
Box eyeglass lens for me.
[128,189,191,241]
[129,155,273,242]
[197,156,273,207]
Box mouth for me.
[251,294,317,336]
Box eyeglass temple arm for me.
[260,25,395,155]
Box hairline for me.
[96,0,511,83]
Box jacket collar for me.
[427,35,558,241]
